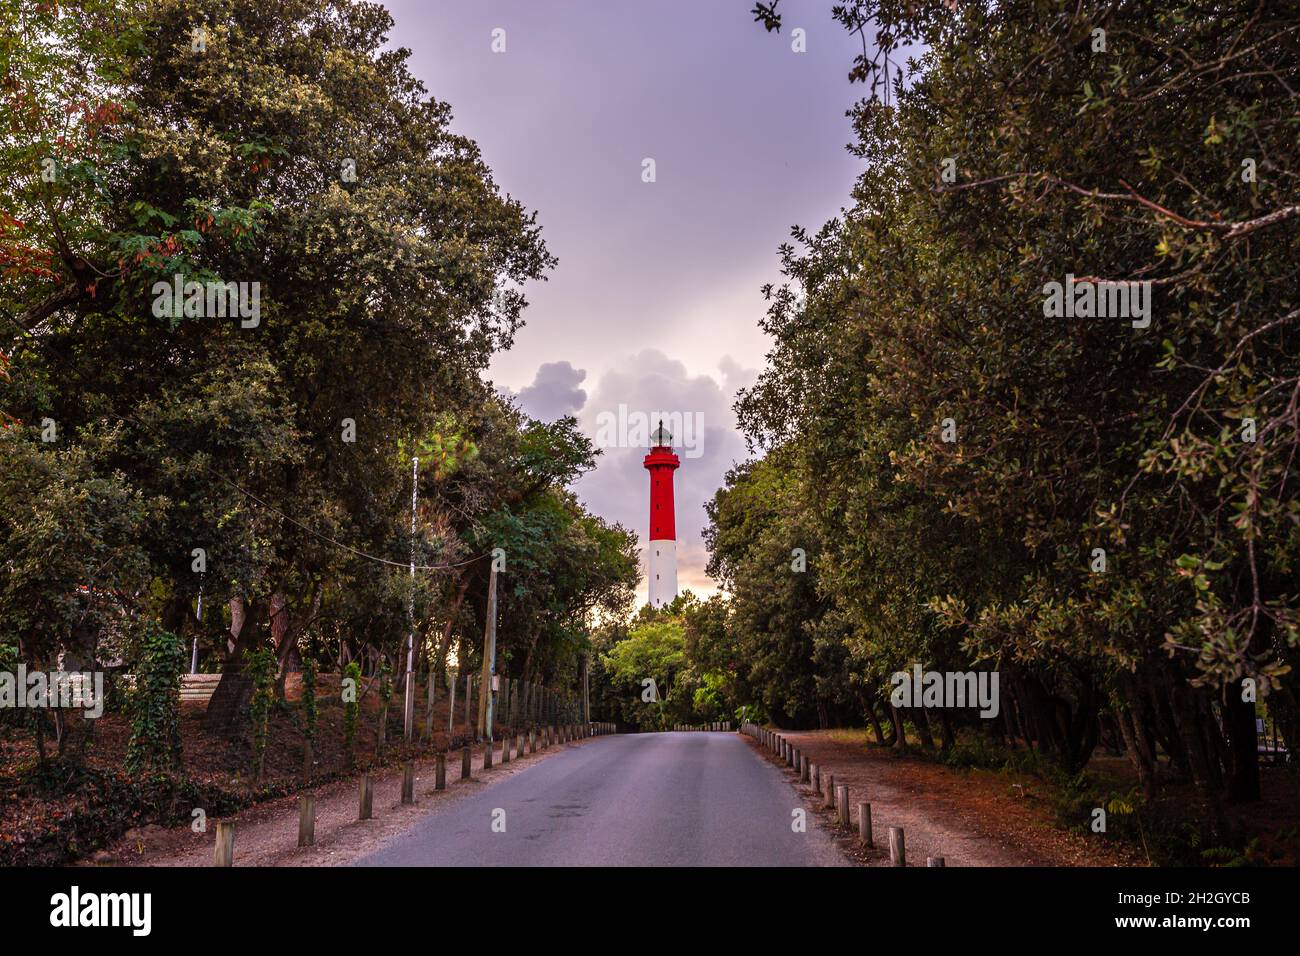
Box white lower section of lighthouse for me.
[648,539,678,608]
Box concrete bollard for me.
[435,752,446,790]
[836,784,849,825]
[928,857,945,867]
[401,762,415,804]
[214,821,235,866]
[800,754,809,783]
[858,802,873,847]
[298,794,316,847]
[461,745,471,780]
[823,774,835,809]
[484,737,493,769]
[358,775,373,820]
[890,827,906,867]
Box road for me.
[354,731,848,866]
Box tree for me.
[726,0,1300,824]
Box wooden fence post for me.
[484,735,493,769]
[436,752,446,790]
[358,775,373,820]
[858,802,873,847]
[298,795,315,847]
[823,774,835,808]
[800,754,809,783]
[836,784,849,825]
[889,827,906,867]
[461,745,471,779]
[928,857,945,867]
[401,762,415,804]
[214,821,234,866]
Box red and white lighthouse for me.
[643,420,680,608]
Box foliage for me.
[246,647,276,782]
[300,656,318,746]
[124,624,185,778]
[1,0,635,781]
[341,661,361,765]
[699,0,1300,829]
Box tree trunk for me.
[937,709,956,752]
[865,698,889,745]
[202,596,264,736]
[1115,706,1157,803]
[913,707,936,750]
[1223,678,1261,802]
[889,704,907,749]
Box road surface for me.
[354,731,848,866]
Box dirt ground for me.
[0,677,573,865]
[750,730,1147,867]
[80,732,587,867]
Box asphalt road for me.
[354,731,848,866]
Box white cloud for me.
[568,349,756,605]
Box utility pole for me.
[403,456,418,740]
[191,584,203,674]
[476,563,498,740]
[581,653,590,724]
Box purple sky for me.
[381,0,866,602]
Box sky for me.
[381,0,866,602]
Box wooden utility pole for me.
[476,564,498,740]
[581,653,590,724]
[403,456,418,740]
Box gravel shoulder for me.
[81,736,585,867]
[754,730,1146,867]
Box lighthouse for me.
[643,420,680,608]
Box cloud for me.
[514,360,588,422]
[572,350,756,605]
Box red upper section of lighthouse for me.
[643,444,679,541]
